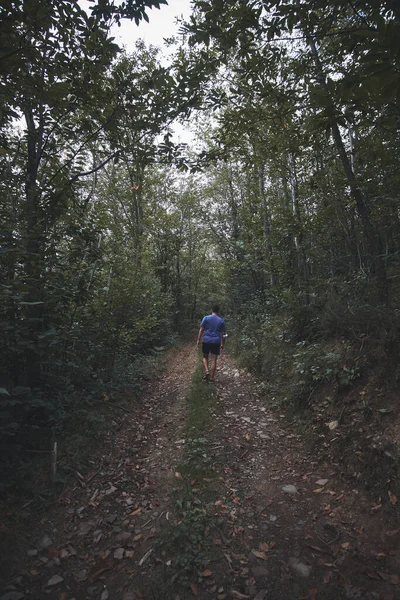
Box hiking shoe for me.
[203,371,210,380]
[208,379,215,384]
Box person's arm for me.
[197,327,204,346]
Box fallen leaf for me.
[313,488,324,493]
[130,507,143,516]
[175,471,183,479]
[189,582,198,597]
[327,420,338,430]
[341,542,350,549]
[223,553,233,565]
[388,491,397,505]
[371,504,382,512]
[46,575,64,587]
[93,529,103,543]
[251,549,268,561]
[259,542,270,552]
[323,571,332,583]
[316,479,328,486]
[202,569,213,577]
[135,589,146,598]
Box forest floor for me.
[1,344,399,600]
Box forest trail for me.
[2,345,399,600]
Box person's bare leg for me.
[202,353,209,375]
[209,354,218,380]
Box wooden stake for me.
[51,441,57,483]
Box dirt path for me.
[1,346,399,600]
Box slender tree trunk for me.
[258,164,275,287]
[227,164,240,244]
[24,107,45,388]
[127,163,145,271]
[307,36,387,294]
[289,153,309,292]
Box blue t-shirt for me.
[201,314,226,344]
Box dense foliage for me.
[184,0,400,382]
[0,0,209,488]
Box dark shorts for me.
[202,342,220,356]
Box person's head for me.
[212,304,220,314]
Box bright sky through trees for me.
[111,0,191,53]
[78,0,191,53]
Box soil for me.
[1,345,399,600]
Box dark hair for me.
[212,304,220,314]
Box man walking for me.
[197,304,226,382]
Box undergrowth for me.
[226,277,400,496]
[0,346,171,501]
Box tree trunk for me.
[258,164,275,287]
[289,153,309,301]
[24,107,44,388]
[307,36,387,295]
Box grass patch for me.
[158,352,223,591]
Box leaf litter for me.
[2,346,399,600]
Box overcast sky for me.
[114,0,197,145]
[111,0,192,54]
[80,1,196,143]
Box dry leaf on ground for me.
[251,549,268,561]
